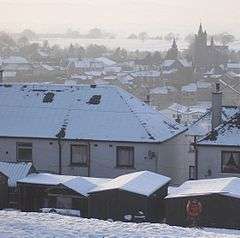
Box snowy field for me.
[0,211,239,238]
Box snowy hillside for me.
[0,211,239,238]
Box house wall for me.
[157,133,194,185]
[0,138,159,178]
[0,135,191,185]
[197,145,240,179]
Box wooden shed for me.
[88,171,171,222]
[17,173,109,217]
[0,172,8,209]
[165,177,240,229]
[0,162,35,208]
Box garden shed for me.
[17,173,109,217]
[88,171,171,222]
[165,177,240,229]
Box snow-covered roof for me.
[198,113,240,146]
[131,70,160,78]
[162,60,175,67]
[3,56,29,64]
[227,63,240,69]
[0,84,185,143]
[0,162,33,187]
[95,57,116,66]
[89,171,171,197]
[41,64,55,71]
[74,59,103,69]
[150,86,176,95]
[18,173,110,196]
[166,177,240,199]
[181,83,197,92]
[168,103,209,115]
[61,177,110,196]
[18,173,76,186]
[187,106,239,136]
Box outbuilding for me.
[88,171,171,222]
[0,161,34,208]
[17,173,109,217]
[0,172,8,209]
[165,177,240,229]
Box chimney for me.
[144,94,151,105]
[0,70,3,83]
[211,83,222,130]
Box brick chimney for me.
[211,83,222,130]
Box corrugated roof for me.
[0,162,33,187]
[0,84,185,143]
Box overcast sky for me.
[1,0,240,35]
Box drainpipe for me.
[0,69,3,83]
[56,128,66,175]
[194,136,198,180]
[87,141,91,177]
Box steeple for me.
[172,38,177,50]
[198,23,203,35]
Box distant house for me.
[88,171,170,222]
[0,83,188,184]
[1,56,33,79]
[165,177,240,229]
[18,173,109,216]
[0,162,34,208]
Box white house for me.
[0,83,189,184]
[196,112,240,179]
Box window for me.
[71,145,89,166]
[116,146,134,168]
[17,143,32,162]
[221,151,240,174]
[189,166,196,180]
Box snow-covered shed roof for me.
[18,173,110,196]
[197,113,240,146]
[18,173,76,186]
[166,177,240,199]
[0,84,185,143]
[187,106,239,136]
[89,171,171,197]
[0,162,33,187]
[61,177,110,196]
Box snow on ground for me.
[0,211,239,238]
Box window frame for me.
[116,146,134,169]
[16,142,33,162]
[70,144,89,167]
[221,150,240,174]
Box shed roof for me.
[166,177,240,199]
[18,173,110,196]
[89,171,171,197]
[0,84,185,143]
[0,162,33,187]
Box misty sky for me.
[1,0,240,35]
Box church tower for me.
[193,23,208,71]
[166,38,178,60]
